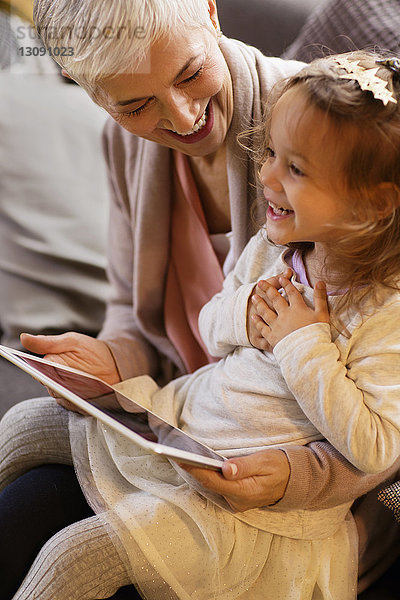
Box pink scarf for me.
[164,151,224,373]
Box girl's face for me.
[98,25,232,157]
[260,86,348,247]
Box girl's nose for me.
[158,91,198,134]
[260,158,283,193]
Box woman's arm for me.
[97,120,165,381]
[96,176,160,381]
[183,440,400,513]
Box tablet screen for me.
[13,352,223,463]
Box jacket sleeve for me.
[198,232,267,357]
[274,302,400,474]
[97,120,161,381]
[278,440,400,511]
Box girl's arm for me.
[276,322,400,474]
[198,232,283,357]
[254,278,400,474]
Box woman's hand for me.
[251,277,329,349]
[20,331,121,412]
[181,448,290,512]
[246,269,292,351]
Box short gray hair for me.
[33,0,213,100]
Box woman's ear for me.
[208,0,222,37]
[374,182,400,218]
[61,68,72,80]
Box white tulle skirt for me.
[69,413,358,600]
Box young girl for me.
[1,50,400,600]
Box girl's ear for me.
[374,182,400,218]
[208,0,222,36]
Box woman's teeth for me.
[174,110,207,136]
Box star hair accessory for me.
[333,56,397,106]
[376,57,400,77]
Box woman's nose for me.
[158,91,198,134]
[260,158,283,193]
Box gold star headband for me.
[333,56,399,106]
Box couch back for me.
[217,0,323,56]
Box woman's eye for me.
[181,66,204,85]
[124,101,150,118]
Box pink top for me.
[291,249,346,296]
[163,152,224,373]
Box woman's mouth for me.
[166,101,214,144]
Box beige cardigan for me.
[98,37,400,588]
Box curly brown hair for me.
[241,50,400,317]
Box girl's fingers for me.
[313,281,330,321]
[257,283,288,313]
[278,277,302,305]
[258,268,293,295]
[251,294,277,323]
[251,314,271,339]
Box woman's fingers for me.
[180,449,290,512]
[20,332,79,355]
[56,396,88,415]
[20,332,120,384]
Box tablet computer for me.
[0,344,224,471]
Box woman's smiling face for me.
[98,26,232,156]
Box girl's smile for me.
[266,200,294,219]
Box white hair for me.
[33,0,214,100]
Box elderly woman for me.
[1,0,399,598]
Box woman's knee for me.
[0,396,64,438]
[0,464,94,599]
[0,397,72,489]
[15,514,131,600]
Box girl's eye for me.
[181,66,204,85]
[289,163,304,177]
[265,146,275,158]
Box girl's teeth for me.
[174,110,207,136]
[271,205,292,216]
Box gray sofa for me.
[218,0,322,56]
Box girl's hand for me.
[180,448,290,512]
[20,332,121,412]
[247,268,292,351]
[251,277,329,349]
